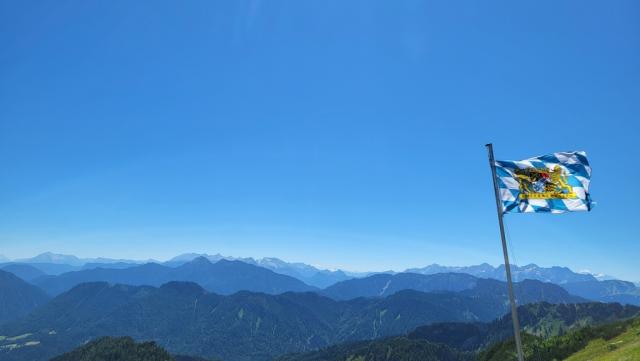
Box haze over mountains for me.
[2,251,640,360]
[2,252,640,306]
[1,251,633,283]
[0,252,359,287]
[164,253,357,288]
[406,263,598,284]
[34,258,316,296]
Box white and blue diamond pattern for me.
[495,151,594,214]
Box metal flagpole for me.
[485,143,525,361]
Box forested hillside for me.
[49,336,214,361]
[278,303,640,361]
[0,279,590,361]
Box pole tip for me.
[485,143,493,147]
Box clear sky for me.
[1,1,638,280]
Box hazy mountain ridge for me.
[165,253,360,288]
[14,252,154,267]
[0,264,46,282]
[4,252,629,284]
[0,253,156,275]
[33,257,316,296]
[3,252,359,288]
[322,272,585,305]
[322,273,480,300]
[406,263,598,284]
[2,252,630,282]
[4,252,639,305]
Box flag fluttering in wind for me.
[494,151,594,214]
[486,145,595,361]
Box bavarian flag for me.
[495,151,594,214]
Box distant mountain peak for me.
[406,262,599,285]
[17,252,84,266]
[578,269,619,281]
[522,263,540,268]
[167,253,238,266]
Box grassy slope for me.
[478,317,640,361]
[564,320,640,361]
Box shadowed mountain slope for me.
[0,269,50,324]
[0,264,46,282]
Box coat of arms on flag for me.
[494,151,594,213]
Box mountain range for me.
[0,276,584,361]
[406,263,598,284]
[1,253,359,287]
[17,257,604,310]
[13,252,153,267]
[3,252,640,305]
[33,257,316,296]
[321,272,585,305]
[2,251,640,360]
[404,264,639,305]
[163,253,358,288]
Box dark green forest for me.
[50,337,175,361]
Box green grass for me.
[564,320,640,361]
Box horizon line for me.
[0,250,623,280]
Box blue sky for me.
[1,1,639,280]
